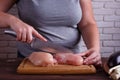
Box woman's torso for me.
[16,0,82,56]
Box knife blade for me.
[4,30,73,54]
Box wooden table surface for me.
[0,58,113,80]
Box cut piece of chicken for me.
[28,52,57,67]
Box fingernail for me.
[44,39,48,42]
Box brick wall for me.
[0,0,120,58]
[94,0,120,57]
[0,5,18,59]
[81,0,120,57]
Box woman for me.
[0,0,101,66]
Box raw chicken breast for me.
[28,52,57,67]
[54,53,83,66]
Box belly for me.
[37,25,81,48]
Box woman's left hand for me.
[77,48,102,66]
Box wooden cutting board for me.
[17,58,96,74]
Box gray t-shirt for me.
[16,0,82,57]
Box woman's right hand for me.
[9,16,47,43]
[0,0,47,43]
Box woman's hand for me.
[77,48,102,66]
[0,1,47,43]
[77,0,101,66]
[9,16,47,43]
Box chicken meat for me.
[54,53,83,66]
[28,52,57,67]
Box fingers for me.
[16,29,22,41]
[16,26,47,43]
[84,55,101,65]
[83,51,97,64]
[26,29,33,43]
[11,18,47,43]
[81,50,102,65]
[21,29,27,42]
[32,28,47,42]
[16,28,33,43]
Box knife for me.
[4,30,73,54]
